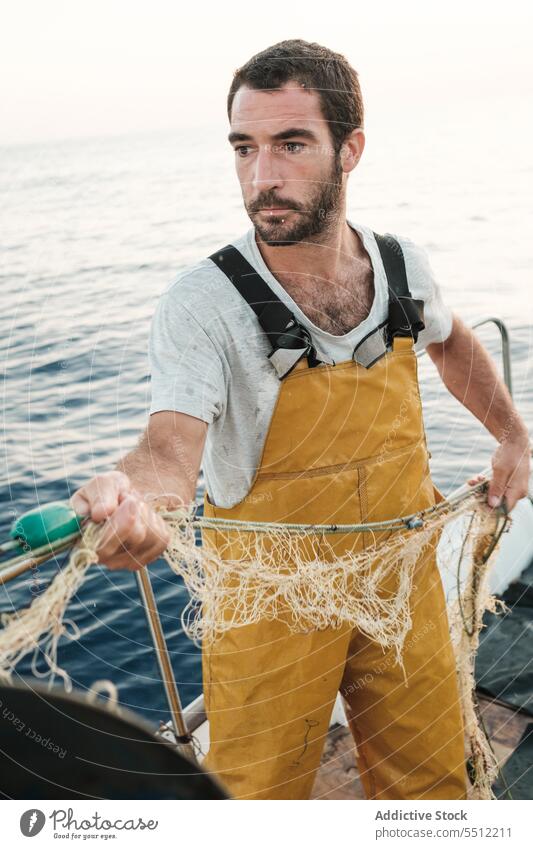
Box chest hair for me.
[277,264,375,336]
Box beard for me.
[246,154,344,247]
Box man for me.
[72,40,530,800]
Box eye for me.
[283,142,305,153]
[235,145,251,157]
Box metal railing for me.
[417,315,513,397]
[471,317,513,397]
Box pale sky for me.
[1,0,532,145]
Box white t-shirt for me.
[149,220,453,508]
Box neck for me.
[254,213,365,285]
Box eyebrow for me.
[228,127,320,145]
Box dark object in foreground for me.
[476,560,533,716]
[0,679,228,800]
[492,723,533,800]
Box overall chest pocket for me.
[356,440,435,548]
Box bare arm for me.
[426,313,530,511]
[116,411,207,509]
[71,411,207,569]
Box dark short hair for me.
[227,39,364,154]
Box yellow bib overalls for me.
[200,234,469,800]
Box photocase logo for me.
[20,809,46,837]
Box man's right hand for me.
[70,471,171,571]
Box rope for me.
[0,483,513,799]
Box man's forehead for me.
[230,83,325,133]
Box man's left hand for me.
[468,435,531,513]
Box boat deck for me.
[311,695,531,799]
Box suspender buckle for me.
[386,295,425,346]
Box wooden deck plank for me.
[311,724,363,800]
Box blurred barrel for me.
[0,680,228,799]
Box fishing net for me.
[447,505,510,799]
[0,523,105,689]
[0,484,511,799]
[166,500,470,661]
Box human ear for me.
[340,128,365,173]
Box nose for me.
[251,145,284,193]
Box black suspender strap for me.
[373,232,425,346]
[209,245,324,378]
[208,231,426,377]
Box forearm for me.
[114,412,207,511]
[115,447,195,510]
[428,314,529,445]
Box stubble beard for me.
[247,154,344,247]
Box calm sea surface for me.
[1,123,531,725]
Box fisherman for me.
[72,40,530,800]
